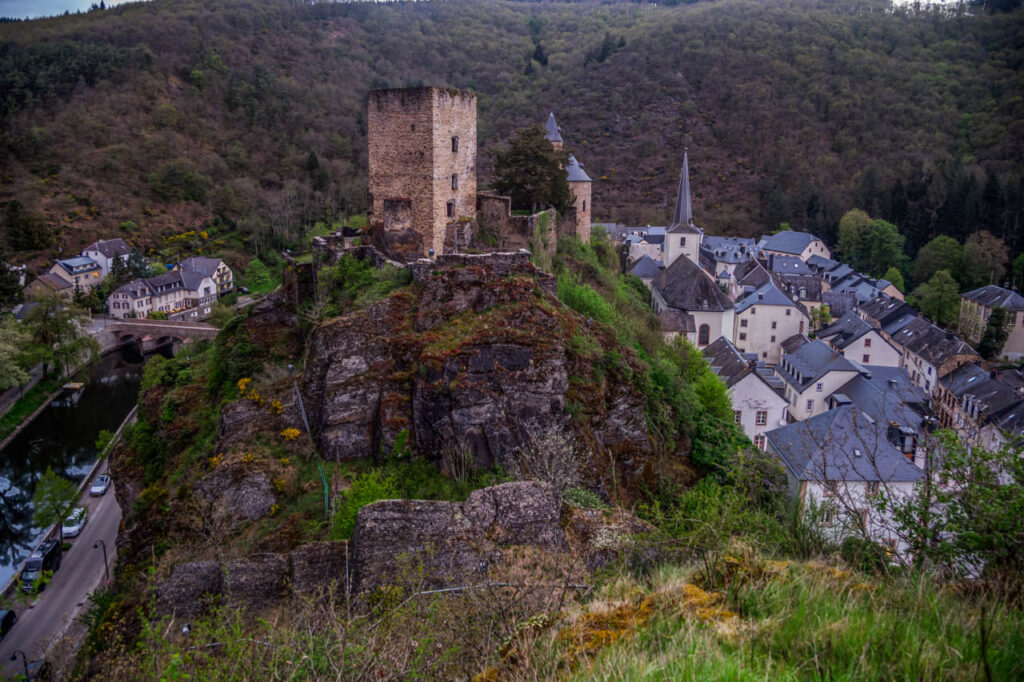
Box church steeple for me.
[672,149,693,227]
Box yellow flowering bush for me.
[208,453,223,468]
[242,452,256,464]
[237,377,251,395]
[269,503,280,517]
[280,428,301,441]
[273,478,287,494]
[269,399,283,415]
[278,457,291,466]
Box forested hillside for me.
[1,0,1021,262]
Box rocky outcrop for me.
[350,481,567,593]
[193,464,275,523]
[155,561,223,618]
[290,541,348,595]
[224,554,288,606]
[301,252,653,497]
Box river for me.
[0,344,174,588]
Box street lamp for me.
[9,650,28,680]
[93,539,109,584]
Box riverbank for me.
[0,378,61,446]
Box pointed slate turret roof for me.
[668,150,701,235]
[565,154,591,182]
[544,112,562,143]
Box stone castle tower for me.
[367,87,477,259]
[544,112,591,243]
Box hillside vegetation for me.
[1,0,1022,265]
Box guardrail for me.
[0,405,137,605]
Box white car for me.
[90,475,111,496]
[61,507,87,538]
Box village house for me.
[177,256,234,296]
[622,228,665,265]
[628,254,663,289]
[765,404,924,553]
[48,256,102,292]
[662,151,704,268]
[774,340,862,421]
[757,230,831,262]
[703,337,788,449]
[109,270,218,321]
[652,253,734,348]
[732,280,810,365]
[858,295,918,343]
[81,237,132,277]
[935,364,1024,451]
[699,235,757,280]
[816,311,902,368]
[887,317,980,395]
[23,273,74,301]
[958,285,1024,360]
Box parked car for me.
[0,609,15,640]
[90,474,111,496]
[21,540,61,594]
[61,506,87,538]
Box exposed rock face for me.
[350,481,567,593]
[225,554,288,606]
[155,561,223,618]
[290,541,348,595]
[301,252,652,495]
[193,464,275,523]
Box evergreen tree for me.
[977,307,1010,360]
[493,126,572,214]
[3,201,53,251]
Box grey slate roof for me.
[701,236,758,265]
[765,254,812,276]
[703,336,785,395]
[83,238,131,259]
[807,255,838,272]
[759,231,822,256]
[941,363,1023,422]
[962,285,1024,311]
[889,317,978,368]
[817,311,873,350]
[544,112,562,143]
[994,402,1024,437]
[860,296,916,328]
[781,333,811,354]
[775,340,860,391]
[667,150,702,235]
[114,277,152,299]
[824,263,854,283]
[733,258,772,291]
[653,254,733,313]
[629,254,663,279]
[33,273,71,290]
[56,256,100,273]
[766,405,925,483]
[734,280,801,313]
[835,369,931,428]
[179,257,225,277]
[565,154,592,183]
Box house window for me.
[451,174,458,190]
[771,321,777,330]
[754,434,766,450]
[806,399,814,411]
[740,319,748,328]
[698,324,710,345]
[756,410,767,425]
[816,382,823,392]
[771,335,776,342]
[820,508,835,526]
[451,136,459,152]
[680,237,686,246]
[799,320,804,333]
[864,338,872,348]
[786,309,791,316]
[751,308,756,315]
[866,481,879,496]
[734,410,742,425]
[739,333,747,341]
[862,354,870,363]
[446,201,455,218]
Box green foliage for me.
[492,125,572,213]
[836,210,905,277]
[22,293,100,377]
[207,315,264,396]
[95,429,115,455]
[882,266,905,293]
[243,258,274,293]
[328,470,397,540]
[913,235,963,288]
[977,306,1010,360]
[124,420,167,485]
[557,275,614,324]
[909,270,961,327]
[147,310,167,320]
[962,230,1009,290]
[2,200,53,251]
[316,254,411,318]
[148,159,211,202]
[0,315,30,390]
[810,303,832,330]
[32,468,78,539]
[0,247,23,311]
[562,486,607,509]
[0,377,59,442]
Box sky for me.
[0,0,141,20]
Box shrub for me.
[562,486,607,509]
[557,275,614,324]
[328,470,398,540]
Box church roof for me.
[667,150,702,235]
[629,254,663,279]
[544,112,562,143]
[653,254,733,313]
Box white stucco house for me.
[82,238,132,277]
[816,311,902,368]
[757,230,831,263]
[703,337,789,450]
[733,280,810,365]
[652,252,734,348]
[774,340,862,421]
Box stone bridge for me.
[97,318,219,354]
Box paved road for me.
[1,463,120,678]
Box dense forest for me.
[0,0,1022,264]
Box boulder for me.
[224,554,288,607]
[290,541,348,595]
[194,465,275,524]
[155,561,223,617]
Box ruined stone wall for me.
[569,180,592,243]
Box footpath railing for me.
[0,405,137,605]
